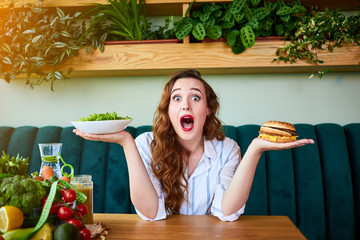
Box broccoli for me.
[0,175,46,214]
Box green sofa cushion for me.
[316,124,355,240]
[1,123,359,240]
[344,124,360,240]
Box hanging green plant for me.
[273,7,360,78]
[0,0,97,90]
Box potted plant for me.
[174,0,307,54]
[81,0,179,45]
[0,0,97,90]
[273,7,360,78]
[175,0,359,78]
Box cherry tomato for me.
[57,206,73,220]
[75,210,83,219]
[76,204,88,216]
[41,197,48,207]
[41,197,60,215]
[67,218,82,229]
[49,202,62,215]
[60,188,67,197]
[63,189,77,203]
[80,228,91,240]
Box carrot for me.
[33,176,44,181]
[60,175,70,183]
[41,166,54,180]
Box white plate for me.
[71,119,133,134]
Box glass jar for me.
[71,175,94,224]
[39,143,62,180]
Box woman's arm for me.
[73,129,159,219]
[221,137,314,217]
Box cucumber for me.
[2,228,34,240]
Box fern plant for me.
[0,0,95,90]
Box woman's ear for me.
[207,107,211,117]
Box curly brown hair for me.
[150,69,224,214]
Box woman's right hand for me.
[73,129,133,146]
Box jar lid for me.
[71,174,92,182]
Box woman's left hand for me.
[251,137,315,153]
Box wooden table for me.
[94,214,306,239]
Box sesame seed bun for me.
[258,121,298,143]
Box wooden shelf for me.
[2,0,359,77]
[2,0,359,14]
[56,40,360,77]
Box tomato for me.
[67,218,82,229]
[60,188,67,197]
[63,189,77,203]
[41,197,48,207]
[80,228,91,240]
[76,204,88,216]
[41,197,60,215]
[74,210,83,219]
[57,206,73,220]
[49,202,62,215]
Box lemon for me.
[0,206,24,233]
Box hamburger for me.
[258,121,298,143]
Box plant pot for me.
[202,36,283,43]
[104,39,182,45]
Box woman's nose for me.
[182,107,190,110]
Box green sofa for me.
[1,123,359,240]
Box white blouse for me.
[134,132,245,221]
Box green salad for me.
[77,112,132,121]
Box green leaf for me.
[192,23,206,40]
[29,57,44,61]
[99,43,105,52]
[74,11,82,18]
[206,25,222,40]
[0,43,12,53]
[54,42,68,48]
[60,31,72,38]
[56,7,65,18]
[54,71,63,80]
[32,35,43,43]
[22,29,36,34]
[240,26,255,48]
[3,57,12,65]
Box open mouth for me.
[180,115,194,131]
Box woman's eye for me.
[192,95,200,101]
[173,96,181,101]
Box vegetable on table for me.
[41,166,55,180]
[0,151,29,177]
[0,175,47,214]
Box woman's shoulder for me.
[210,136,238,146]
[207,136,240,154]
[135,131,153,144]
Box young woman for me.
[73,69,314,221]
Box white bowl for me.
[71,119,133,134]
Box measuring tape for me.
[57,179,87,204]
[32,179,88,233]
[33,180,59,232]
